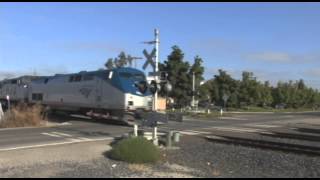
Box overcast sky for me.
[1,2,320,88]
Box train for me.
[0,67,153,125]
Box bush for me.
[109,137,160,163]
[0,103,45,128]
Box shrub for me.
[0,103,45,128]
[109,137,160,163]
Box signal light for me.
[149,80,161,94]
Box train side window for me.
[11,80,17,84]
[44,78,49,84]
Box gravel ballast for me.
[0,135,320,178]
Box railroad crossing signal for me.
[148,71,168,82]
[142,48,156,70]
[149,80,161,94]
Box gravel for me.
[1,135,320,178]
[164,135,320,178]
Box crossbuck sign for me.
[142,48,156,70]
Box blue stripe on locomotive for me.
[111,68,151,96]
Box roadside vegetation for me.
[157,46,320,111]
[0,103,46,128]
[109,137,161,164]
[106,46,320,112]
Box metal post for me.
[154,29,159,111]
[192,72,195,109]
[133,124,138,137]
[152,126,158,146]
[173,132,180,143]
[166,131,172,147]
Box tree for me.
[115,51,128,68]
[105,58,114,70]
[212,69,239,107]
[105,51,132,69]
[161,46,191,108]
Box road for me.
[0,112,319,151]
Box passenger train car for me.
[0,68,153,125]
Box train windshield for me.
[119,72,145,81]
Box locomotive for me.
[0,67,153,125]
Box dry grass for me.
[0,103,46,128]
[128,164,151,173]
[212,169,221,177]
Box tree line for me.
[105,46,320,109]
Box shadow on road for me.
[46,112,128,127]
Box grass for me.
[227,106,318,113]
[184,111,232,119]
[168,106,319,120]
[109,137,161,164]
[0,103,46,128]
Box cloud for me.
[245,52,291,63]
[189,38,243,55]
[245,51,320,63]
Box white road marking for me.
[41,132,62,138]
[51,132,73,137]
[203,127,264,133]
[77,137,92,141]
[66,138,83,142]
[0,137,114,152]
[247,124,281,128]
[179,131,201,135]
[179,130,211,135]
[219,117,248,120]
[186,130,211,134]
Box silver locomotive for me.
[0,68,153,125]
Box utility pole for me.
[192,72,195,109]
[142,29,160,111]
[154,29,159,111]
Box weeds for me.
[0,103,46,128]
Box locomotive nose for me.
[135,81,148,94]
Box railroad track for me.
[205,134,320,157]
[258,131,320,142]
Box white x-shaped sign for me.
[142,48,156,70]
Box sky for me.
[1,2,320,88]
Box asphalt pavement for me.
[0,112,319,152]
